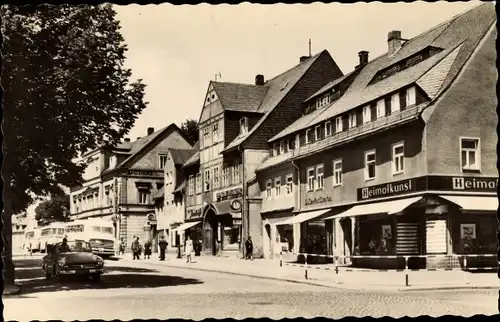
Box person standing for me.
[144,239,152,259]
[131,237,141,260]
[158,236,168,261]
[245,236,253,260]
[184,236,194,263]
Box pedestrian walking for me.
[119,238,126,255]
[245,236,253,260]
[144,239,152,259]
[132,236,141,260]
[158,236,168,261]
[184,235,194,263]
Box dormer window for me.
[305,129,312,144]
[391,93,400,113]
[335,117,343,133]
[239,117,248,134]
[273,143,278,156]
[279,140,285,154]
[109,156,117,169]
[362,106,371,124]
[376,99,386,118]
[406,87,416,107]
[315,125,321,141]
[325,121,332,137]
[349,111,357,129]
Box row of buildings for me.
[70,3,497,268]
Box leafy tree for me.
[180,118,199,146]
[1,4,148,285]
[34,194,71,225]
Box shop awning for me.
[287,209,331,224]
[175,221,201,231]
[267,216,294,226]
[439,195,498,212]
[324,196,423,219]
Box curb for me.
[118,258,497,293]
[3,285,21,296]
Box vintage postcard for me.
[2,1,498,320]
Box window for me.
[222,165,229,187]
[363,105,371,124]
[188,175,195,195]
[288,138,295,151]
[239,117,248,134]
[159,154,168,170]
[203,127,210,147]
[315,125,321,141]
[280,140,285,154]
[195,173,202,194]
[349,111,357,129]
[109,156,117,169]
[335,117,343,133]
[316,164,324,190]
[307,167,316,191]
[274,177,281,197]
[461,138,480,171]
[391,93,400,113]
[392,142,405,175]
[325,121,332,137]
[376,99,386,118]
[295,134,300,149]
[212,123,219,143]
[232,163,241,184]
[138,191,150,204]
[406,86,416,107]
[286,174,293,194]
[213,167,220,189]
[333,159,343,187]
[273,143,278,156]
[365,150,376,180]
[306,129,312,144]
[266,180,272,199]
[204,169,211,191]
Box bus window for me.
[56,228,65,235]
[26,232,34,238]
[92,226,101,232]
[102,227,113,234]
[66,225,84,233]
[41,228,51,236]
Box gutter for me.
[238,145,248,239]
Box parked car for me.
[42,239,104,282]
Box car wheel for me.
[90,274,101,282]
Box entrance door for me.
[203,209,217,256]
[264,224,272,258]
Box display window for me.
[359,216,394,255]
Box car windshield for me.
[58,240,92,253]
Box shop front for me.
[262,211,294,259]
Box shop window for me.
[316,164,324,190]
[266,180,272,199]
[333,159,342,187]
[286,174,293,194]
[307,167,316,191]
[325,121,332,137]
[391,93,400,113]
[335,116,343,133]
[364,150,376,181]
[406,86,416,107]
[348,111,357,129]
[392,142,405,175]
[359,218,394,255]
[460,137,480,171]
[376,99,386,118]
[274,177,281,197]
[302,221,327,256]
[362,105,371,124]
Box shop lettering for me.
[188,207,203,218]
[216,188,243,202]
[452,177,498,191]
[305,196,332,205]
[361,180,413,200]
[128,170,155,176]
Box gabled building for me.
[256,3,497,267]
[181,51,344,257]
[69,124,192,249]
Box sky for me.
[112,2,481,141]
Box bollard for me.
[463,255,468,284]
[334,256,339,284]
[279,251,283,267]
[404,256,409,287]
[304,255,308,280]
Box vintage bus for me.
[65,218,115,257]
[23,227,41,253]
[39,222,67,253]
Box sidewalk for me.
[115,253,499,292]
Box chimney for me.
[300,56,309,63]
[358,51,369,66]
[147,127,154,136]
[388,30,402,55]
[255,74,265,86]
[124,138,131,142]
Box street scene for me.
[2,1,499,320]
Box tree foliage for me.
[180,118,199,146]
[35,194,71,225]
[1,4,148,215]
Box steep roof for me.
[269,3,495,144]
[169,148,197,166]
[211,82,269,112]
[173,180,186,194]
[180,141,200,169]
[222,50,333,153]
[153,186,164,200]
[304,70,357,103]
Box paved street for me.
[4,256,498,321]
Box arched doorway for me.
[203,207,218,256]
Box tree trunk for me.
[2,195,15,284]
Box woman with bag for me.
[184,235,194,263]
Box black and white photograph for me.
[2,1,499,321]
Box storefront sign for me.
[187,206,203,219]
[230,199,242,212]
[216,187,243,202]
[305,196,332,206]
[128,170,159,177]
[358,178,423,201]
[451,177,497,191]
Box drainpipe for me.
[238,145,247,256]
[291,160,300,255]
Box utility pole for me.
[309,38,312,57]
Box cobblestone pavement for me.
[4,257,498,321]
